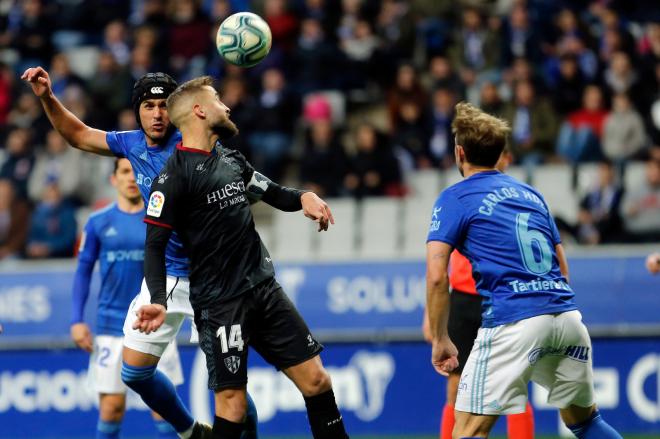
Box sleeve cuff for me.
[144,218,173,229]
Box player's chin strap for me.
[247,171,306,211]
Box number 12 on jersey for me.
[216,324,245,353]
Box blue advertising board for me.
[0,255,657,342]
[0,339,659,437]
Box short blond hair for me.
[451,102,510,167]
[166,76,215,128]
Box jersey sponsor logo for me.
[106,249,144,262]
[136,173,153,188]
[528,345,590,365]
[508,278,572,293]
[150,86,164,94]
[224,356,241,374]
[104,227,118,237]
[157,173,168,184]
[147,191,165,217]
[139,152,148,162]
[206,181,247,209]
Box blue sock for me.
[567,410,623,439]
[154,419,179,438]
[97,420,121,439]
[121,362,194,433]
[242,392,259,439]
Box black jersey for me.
[145,144,274,308]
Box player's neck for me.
[181,129,219,153]
[117,196,144,213]
[462,163,497,178]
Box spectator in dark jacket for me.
[247,68,298,180]
[344,123,402,198]
[0,179,30,260]
[300,118,348,198]
[577,160,624,244]
[0,127,35,201]
[25,178,77,259]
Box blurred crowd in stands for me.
[0,0,659,260]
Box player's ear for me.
[193,103,205,119]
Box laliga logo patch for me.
[147,191,165,217]
[151,86,164,94]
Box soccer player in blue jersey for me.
[72,158,185,439]
[22,66,258,439]
[426,102,623,439]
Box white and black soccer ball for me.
[216,12,272,68]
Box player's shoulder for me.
[219,146,245,161]
[86,202,118,231]
[109,130,144,144]
[88,202,118,221]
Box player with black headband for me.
[135,76,348,439]
[21,67,259,439]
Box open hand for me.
[20,66,52,98]
[301,192,335,232]
[132,304,167,334]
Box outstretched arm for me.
[246,171,334,231]
[21,66,113,156]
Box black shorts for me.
[447,291,483,373]
[195,277,324,390]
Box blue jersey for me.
[427,170,576,328]
[73,204,146,335]
[106,130,188,276]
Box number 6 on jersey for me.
[216,324,245,353]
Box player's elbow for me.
[426,269,448,289]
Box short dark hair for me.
[166,76,215,128]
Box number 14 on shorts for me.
[216,324,245,353]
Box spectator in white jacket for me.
[603,93,647,162]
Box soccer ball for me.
[216,12,272,68]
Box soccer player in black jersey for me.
[134,76,349,439]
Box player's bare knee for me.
[216,388,248,422]
[300,366,332,397]
[99,398,125,422]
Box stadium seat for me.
[506,165,528,183]
[623,161,647,193]
[577,162,601,197]
[271,209,316,262]
[316,198,357,260]
[401,197,433,258]
[65,46,100,80]
[443,167,464,188]
[406,170,443,205]
[357,197,401,259]
[531,164,578,224]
